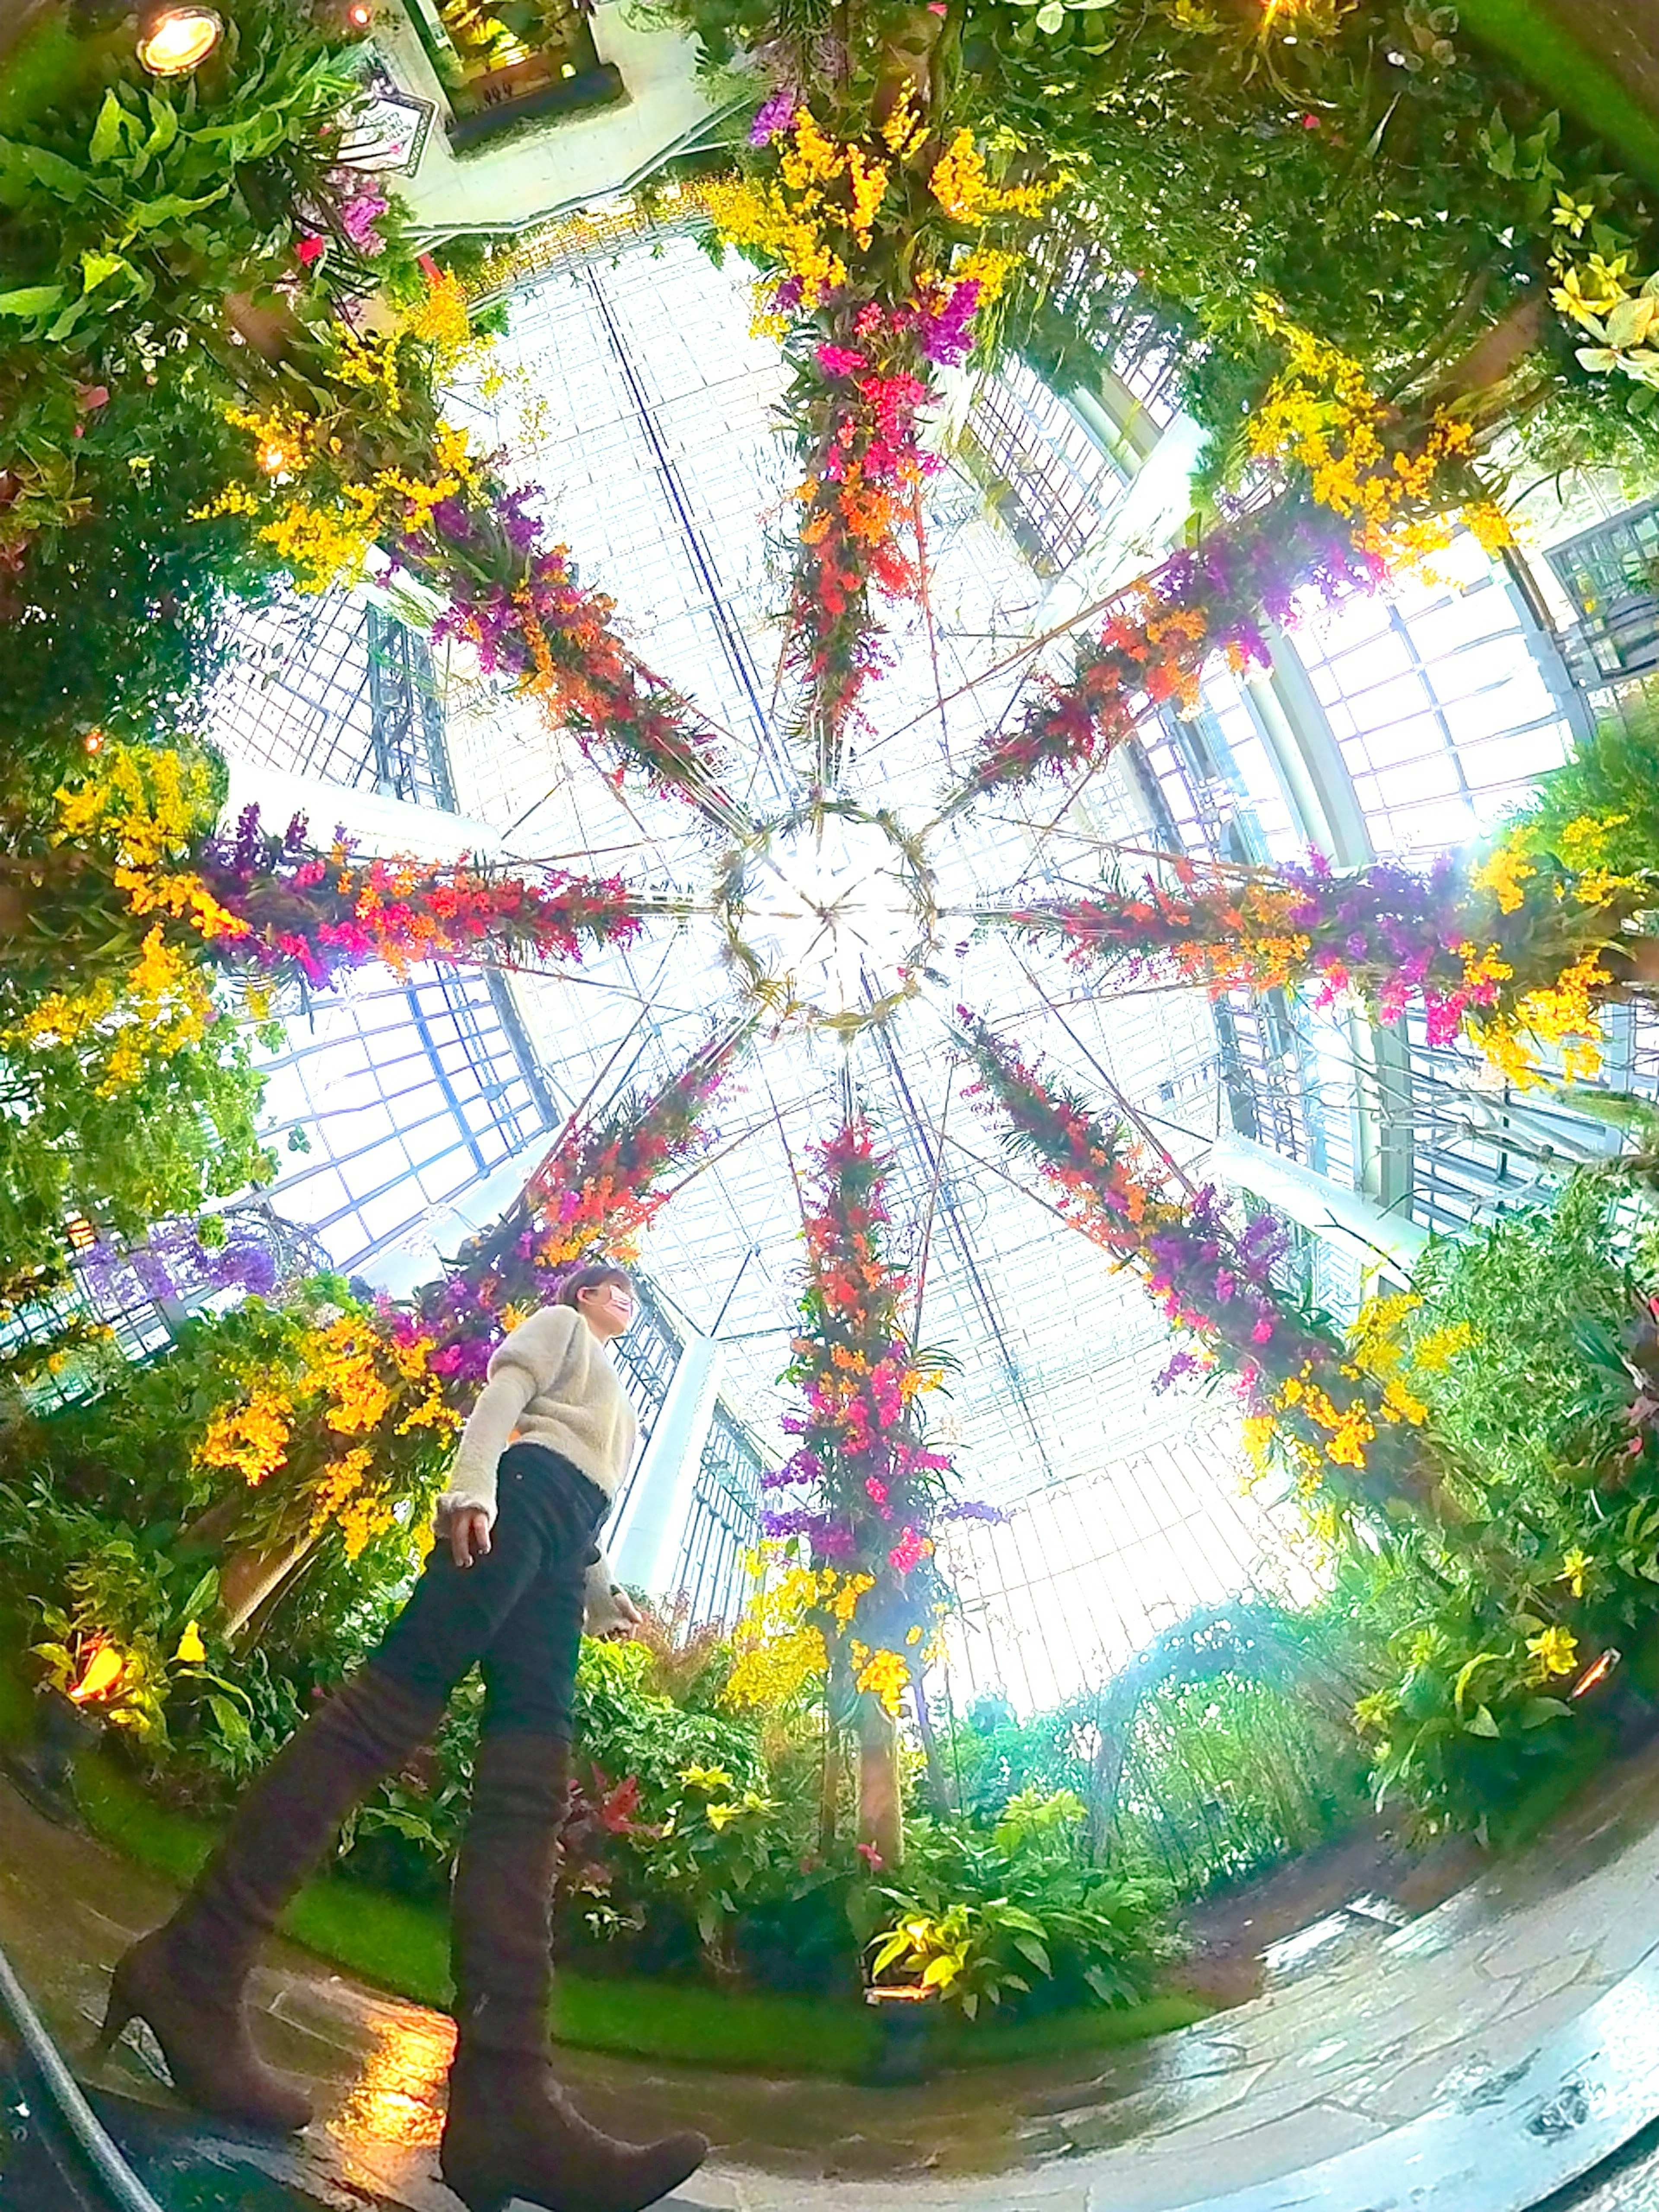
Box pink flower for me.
[855,1842,883,1870]
[296,235,326,268]
[889,1526,927,1574]
[865,1476,889,1506]
[816,343,868,377]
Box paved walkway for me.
[6,1745,1659,2212]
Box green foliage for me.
[0,3,354,357]
[974,0,1656,472]
[1335,1173,1659,1834]
[935,1605,1371,1903]
[1112,1673,1371,1893]
[867,1797,1177,2019]
[1498,699,1659,884]
[0,14,94,137]
[0,375,279,802]
[1349,1563,1583,1838]
[0,1016,273,1294]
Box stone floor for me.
[9,1744,1659,2212]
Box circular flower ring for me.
[715,797,940,1036]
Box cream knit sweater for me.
[437,1304,639,1630]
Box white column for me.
[1204,1130,1429,1281]
[219,760,501,864]
[608,1334,723,1597]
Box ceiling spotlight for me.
[135,2,223,73]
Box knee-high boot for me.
[101,1665,445,2134]
[439,1731,708,2212]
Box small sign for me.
[336,49,437,175]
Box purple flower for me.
[917,279,982,368]
[749,83,799,145]
[1155,1350,1202,1392]
[498,484,545,551]
[340,187,388,256]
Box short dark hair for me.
[555,1262,633,1310]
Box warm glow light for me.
[1573,1647,1622,1699]
[258,442,292,476]
[346,4,373,25]
[327,2005,453,2154]
[83,729,105,755]
[135,4,223,74]
[69,1641,126,1706]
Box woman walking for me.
[102,1262,707,2212]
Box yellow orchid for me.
[1526,1626,1579,1681]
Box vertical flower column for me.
[956,1014,1467,1532]
[761,1119,962,1869]
[708,93,1054,778]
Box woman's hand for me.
[601,1587,643,1643]
[441,1506,493,1569]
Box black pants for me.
[372,1444,609,1740]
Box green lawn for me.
[1458,0,1659,191]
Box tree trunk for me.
[856,1694,904,1871]
[910,1681,953,1816]
[1084,1720,1128,1859]
[1431,286,1550,409]
[819,1707,842,1856]
[219,1530,320,1640]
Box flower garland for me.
[759,1119,962,1714]
[956,1013,1454,1527]
[409,1027,747,1385]
[950,318,1513,810]
[950,499,1380,806]
[191,1288,462,1561]
[1243,311,1514,568]
[188,1032,742,1564]
[206,272,737,822]
[995,838,1646,1086]
[709,96,1052,766]
[12,747,654,1038]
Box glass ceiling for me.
[201,226,1599,1706]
